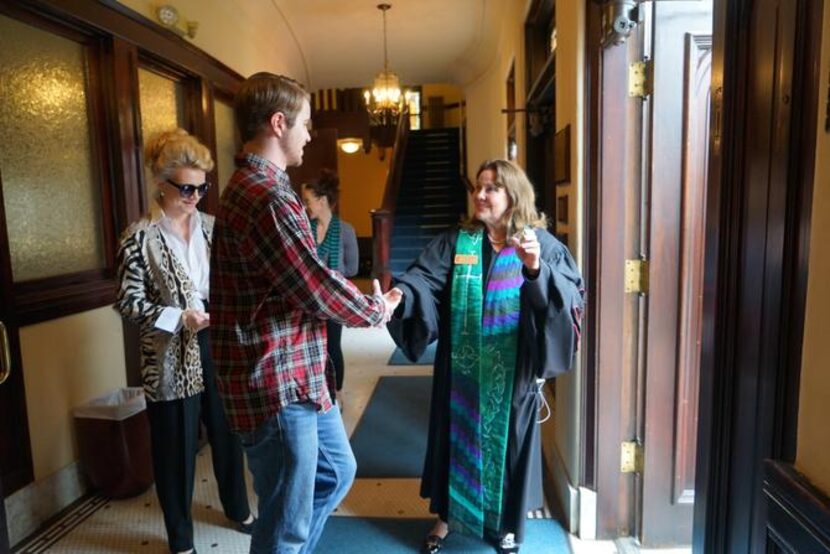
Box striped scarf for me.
[310,215,340,271]
[448,228,523,538]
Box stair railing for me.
[371,109,410,290]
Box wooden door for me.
[588,0,712,544]
[0,174,34,498]
[639,1,713,546]
[0,9,117,501]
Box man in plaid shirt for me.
[211,72,401,554]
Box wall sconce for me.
[338,138,362,155]
[155,4,199,39]
[508,138,518,161]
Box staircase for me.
[388,128,467,274]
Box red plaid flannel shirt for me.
[210,153,384,433]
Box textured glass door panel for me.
[138,67,185,203]
[213,99,238,193]
[0,14,105,282]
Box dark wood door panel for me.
[0,328,33,495]
[694,0,822,551]
[0,171,34,497]
[727,1,798,550]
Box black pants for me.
[327,320,344,395]
[146,328,250,552]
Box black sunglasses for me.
[165,178,210,198]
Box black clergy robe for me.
[387,226,584,543]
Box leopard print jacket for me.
[115,210,214,402]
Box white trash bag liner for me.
[73,387,146,421]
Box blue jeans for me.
[239,402,356,554]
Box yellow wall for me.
[463,1,528,172]
[116,0,307,81]
[554,3,585,265]
[553,0,586,485]
[337,147,391,237]
[795,0,830,495]
[20,308,127,480]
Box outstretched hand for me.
[372,279,403,324]
[510,227,541,275]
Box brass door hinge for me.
[621,441,644,473]
[624,258,649,294]
[629,60,653,98]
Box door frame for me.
[581,0,647,539]
[693,0,824,551]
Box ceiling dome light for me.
[338,138,362,154]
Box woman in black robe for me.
[387,159,583,554]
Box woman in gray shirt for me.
[301,169,359,404]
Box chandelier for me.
[364,3,406,129]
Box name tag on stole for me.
[454,254,479,265]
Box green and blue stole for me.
[310,215,341,270]
[448,228,523,538]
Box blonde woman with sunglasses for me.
[115,129,254,554]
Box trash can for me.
[73,387,154,498]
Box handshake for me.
[371,279,403,326]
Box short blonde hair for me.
[464,159,547,236]
[144,128,214,182]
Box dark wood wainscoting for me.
[764,461,830,553]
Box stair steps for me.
[389,128,467,274]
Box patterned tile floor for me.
[13,327,659,553]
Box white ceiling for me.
[234,0,509,91]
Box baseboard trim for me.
[542,436,580,534]
[578,486,597,540]
[5,462,89,547]
[763,459,830,553]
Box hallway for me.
[12,326,687,554]
[2,1,830,552]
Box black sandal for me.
[236,515,256,534]
[498,533,520,554]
